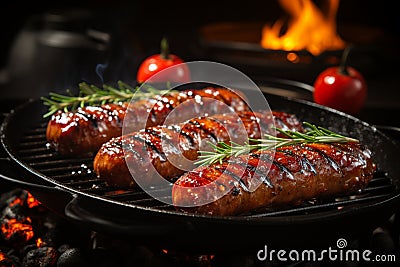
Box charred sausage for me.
[93,111,303,187]
[46,87,249,157]
[172,142,376,216]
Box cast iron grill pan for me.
[15,123,396,214]
[1,82,400,251]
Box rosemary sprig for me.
[41,81,172,118]
[196,122,359,166]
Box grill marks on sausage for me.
[130,132,167,162]
[47,87,249,156]
[250,152,295,181]
[302,145,341,173]
[177,129,196,147]
[234,154,274,188]
[107,117,225,171]
[76,110,99,128]
[168,124,196,147]
[116,140,145,162]
[187,119,219,143]
[214,164,250,192]
[172,142,375,215]
[175,143,367,193]
[94,110,305,187]
[75,105,125,129]
[246,164,274,188]
[277,148,317,175]
[148,95,181,124]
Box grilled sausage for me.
[172,142,376,216]
[93,111,303,187]
[46,87,249,157]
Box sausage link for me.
[172,142,376,216]
[93,111,303,187]
[46,87,249,157]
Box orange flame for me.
[261,0,345,55]
[0,251,6,261]
[36,237,44,248]
[1,218,34,242]
[9,197,23,207]
[26,192,41,208]
[8,192,40,209]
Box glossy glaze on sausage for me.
[46,87,249,157]
[93,111,303,187]
[172,142,376,216]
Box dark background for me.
[1,1,399,65]
[0,0,399,126]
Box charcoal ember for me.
[57,244,70,254]
[0,256,15,267]
[57,248,89,267]
[32,215,62,248]
[0,189,24,211]
[0,217,34,246]
[2,190,40,211]
[21,244,37,258]
[0,247,21,267]
[22,247,57,267]
[1,200,27,222]
[0,250,19,267]
[36,213,91,250]
[0,190,41,246]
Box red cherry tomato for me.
[137,38,191,83]
[313,46,367,115]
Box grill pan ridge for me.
[1,81,400,251]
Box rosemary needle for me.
[196,122,359,167]
[41,81,173,118]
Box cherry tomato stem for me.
[338,44,353,75]
[160,37,169,60]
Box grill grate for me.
[16,120,397,217]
